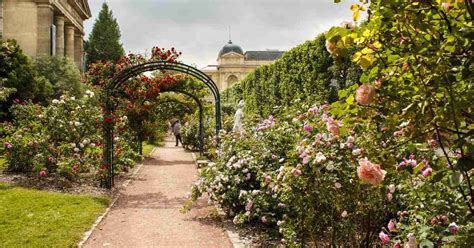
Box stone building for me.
[0,0,91,71]
[203,40,284,91]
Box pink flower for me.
[448,222,459,235]
[48,157,55,163]
[357,158,387,185]
[421,167,432,177]
[39,170,47,177]
[291,168,302,177]
[355,83,376,105]
[441,2,452,11]
[388,184,396,193]
[393,242,401,248]
[72,165,78,172]
[326,119,341,136]
[379,231,390,244]
[261,216,268,224]
[388,219,397,232]
[245,201,253,211]
[303,124,313,133]
[4,142,12,149]
[387,193,393,202]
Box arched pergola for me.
[103,61,221,188]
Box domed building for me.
[203,40,284,91]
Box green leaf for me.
[449,171,462,188]
[419,240,434,248]
[456,157,474,172]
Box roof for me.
[218,40,244,57]
[244,51,284,61]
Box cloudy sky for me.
[84,0,357,68]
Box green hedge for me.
[222,33,360,117]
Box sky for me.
[84,0,357,68]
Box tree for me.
[86,2,125,66]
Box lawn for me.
[0,183,110,247]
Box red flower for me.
[104,117,113,123]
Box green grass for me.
[0,183,110,247]
[142,142,157,156]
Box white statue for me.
[233,100,244,133]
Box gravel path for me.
[84,138,232,248]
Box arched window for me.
[227,74,238,87]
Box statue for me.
[233,100,244,133]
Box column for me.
[65,25,75,59]
[55,16,65,56]
[36,3,54,56]
[74,33,83,71]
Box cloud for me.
[85,0,357,68]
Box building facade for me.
[203,40,284,91]
[0,0,91,71]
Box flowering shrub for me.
[3,92,139,179]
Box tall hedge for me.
[222,33,360,117]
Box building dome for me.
[218,40,244,57]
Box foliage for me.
[221,34,361,117]
[0,183,109,247]
[3,92,139,179]
[33,56,84,98]
[0,40,53,118]
[324,0,474,245]
[86,2,125,66]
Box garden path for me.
[84,137,232,248]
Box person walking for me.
[172,120,182,147]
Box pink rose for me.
[245,201,253,211]
[264,174,272,183]
[355,83,376,105]
[421,167,432,177]
[387,193,393,202]
[326,119,341,136]
[357,158,387,185]
[291,168,302,177]
[39,170,47,177]
[303,124,313,133]
[388,219,397,232]
[393,242,401,248]
[379,231,390,244]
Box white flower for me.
[71,143,76,147]
[341,210,348,218]
[73,147,80,153]
[70,96,75,100]
[326,162,334,171]
[388,184,396,193]
[122,116,128,121]
[335,182,342,189]
[315,152,327,163]
[52,99,59,104]
[90,143,96,147]
[85,90,95,98]
[352,148,362,156]
[74,121,81,127]
[79,143,84,148]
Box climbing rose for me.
[357,158,386,185]
[39,170,47,177]
[355,83,376,105]
[379,231,390,244]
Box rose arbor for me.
[101,49,221,188]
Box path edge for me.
[190,152,247,248]
[77,147,156,248]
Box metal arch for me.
[102,61,221,189]
[160,89,205,156]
